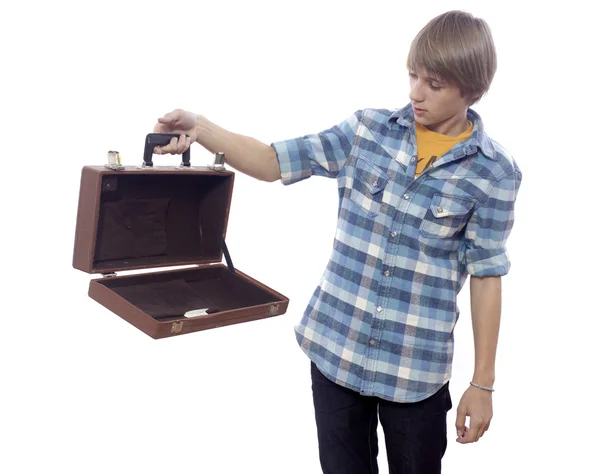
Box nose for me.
[409,80,425,103]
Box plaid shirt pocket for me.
[349,155,389,217]
[420,193,476,239]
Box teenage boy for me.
[152,10,522,474]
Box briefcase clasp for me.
[105,151,125,171]
[171,321,184,334]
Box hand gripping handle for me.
[143,133,191,167]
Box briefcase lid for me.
[72,165,236,274]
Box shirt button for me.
[376,306,383,312]
[384,270,391,277]
[371,179,378,186]
[437,206,444,213]
[403,194,410,200]
[369,339,377,346]
[410,156,416,163]
[391,231,398,238]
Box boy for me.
[153,10,522,474]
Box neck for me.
[426,112,470,136]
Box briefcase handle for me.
[143,133,191,168]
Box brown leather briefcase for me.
[72,134,289,339]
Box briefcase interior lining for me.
[92,172,231,272]
[98,265,278,322]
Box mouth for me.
[413,106,426,115]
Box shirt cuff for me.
[270,137,313,186]
[466,247,511,277]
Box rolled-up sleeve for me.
[463,167,523,276]
[270,110,362,185]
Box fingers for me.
[455,387,494,445]
[154,110,182,135]
[456,419,475,444]
[455,406,467,442]
[153,134,191,156]
[157,110,180,126]
[456,416,491,444]
[470,409,492,443]
[456,425,470,444]
[174,134,191,154]
[465,417,484,443]
[477,414,492,441]
[152,108,195,156]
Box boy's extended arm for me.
[154,110,281,182]
[193,114,281,182]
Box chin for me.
[414,115,431,126]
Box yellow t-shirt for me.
[414,121,474,178]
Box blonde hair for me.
[407,10,497,104]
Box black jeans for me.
[311,362,452,474]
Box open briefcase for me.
[72,133,289,339]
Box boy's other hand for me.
[455,385,493,444]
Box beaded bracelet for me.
[470,381,494,392]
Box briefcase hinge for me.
[101,272,117,278]
[171,321,184,334]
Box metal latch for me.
[210,152,226,171]
[101,272,117,278]
[105,151,125,171]
[171,321,184,334]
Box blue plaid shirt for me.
[271,104,522,403]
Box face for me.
[408,66,474,136]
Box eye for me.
[408,72,418,79]
[429,83,442,91]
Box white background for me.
[1,0,598,472]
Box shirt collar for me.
[387,103,497,160]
